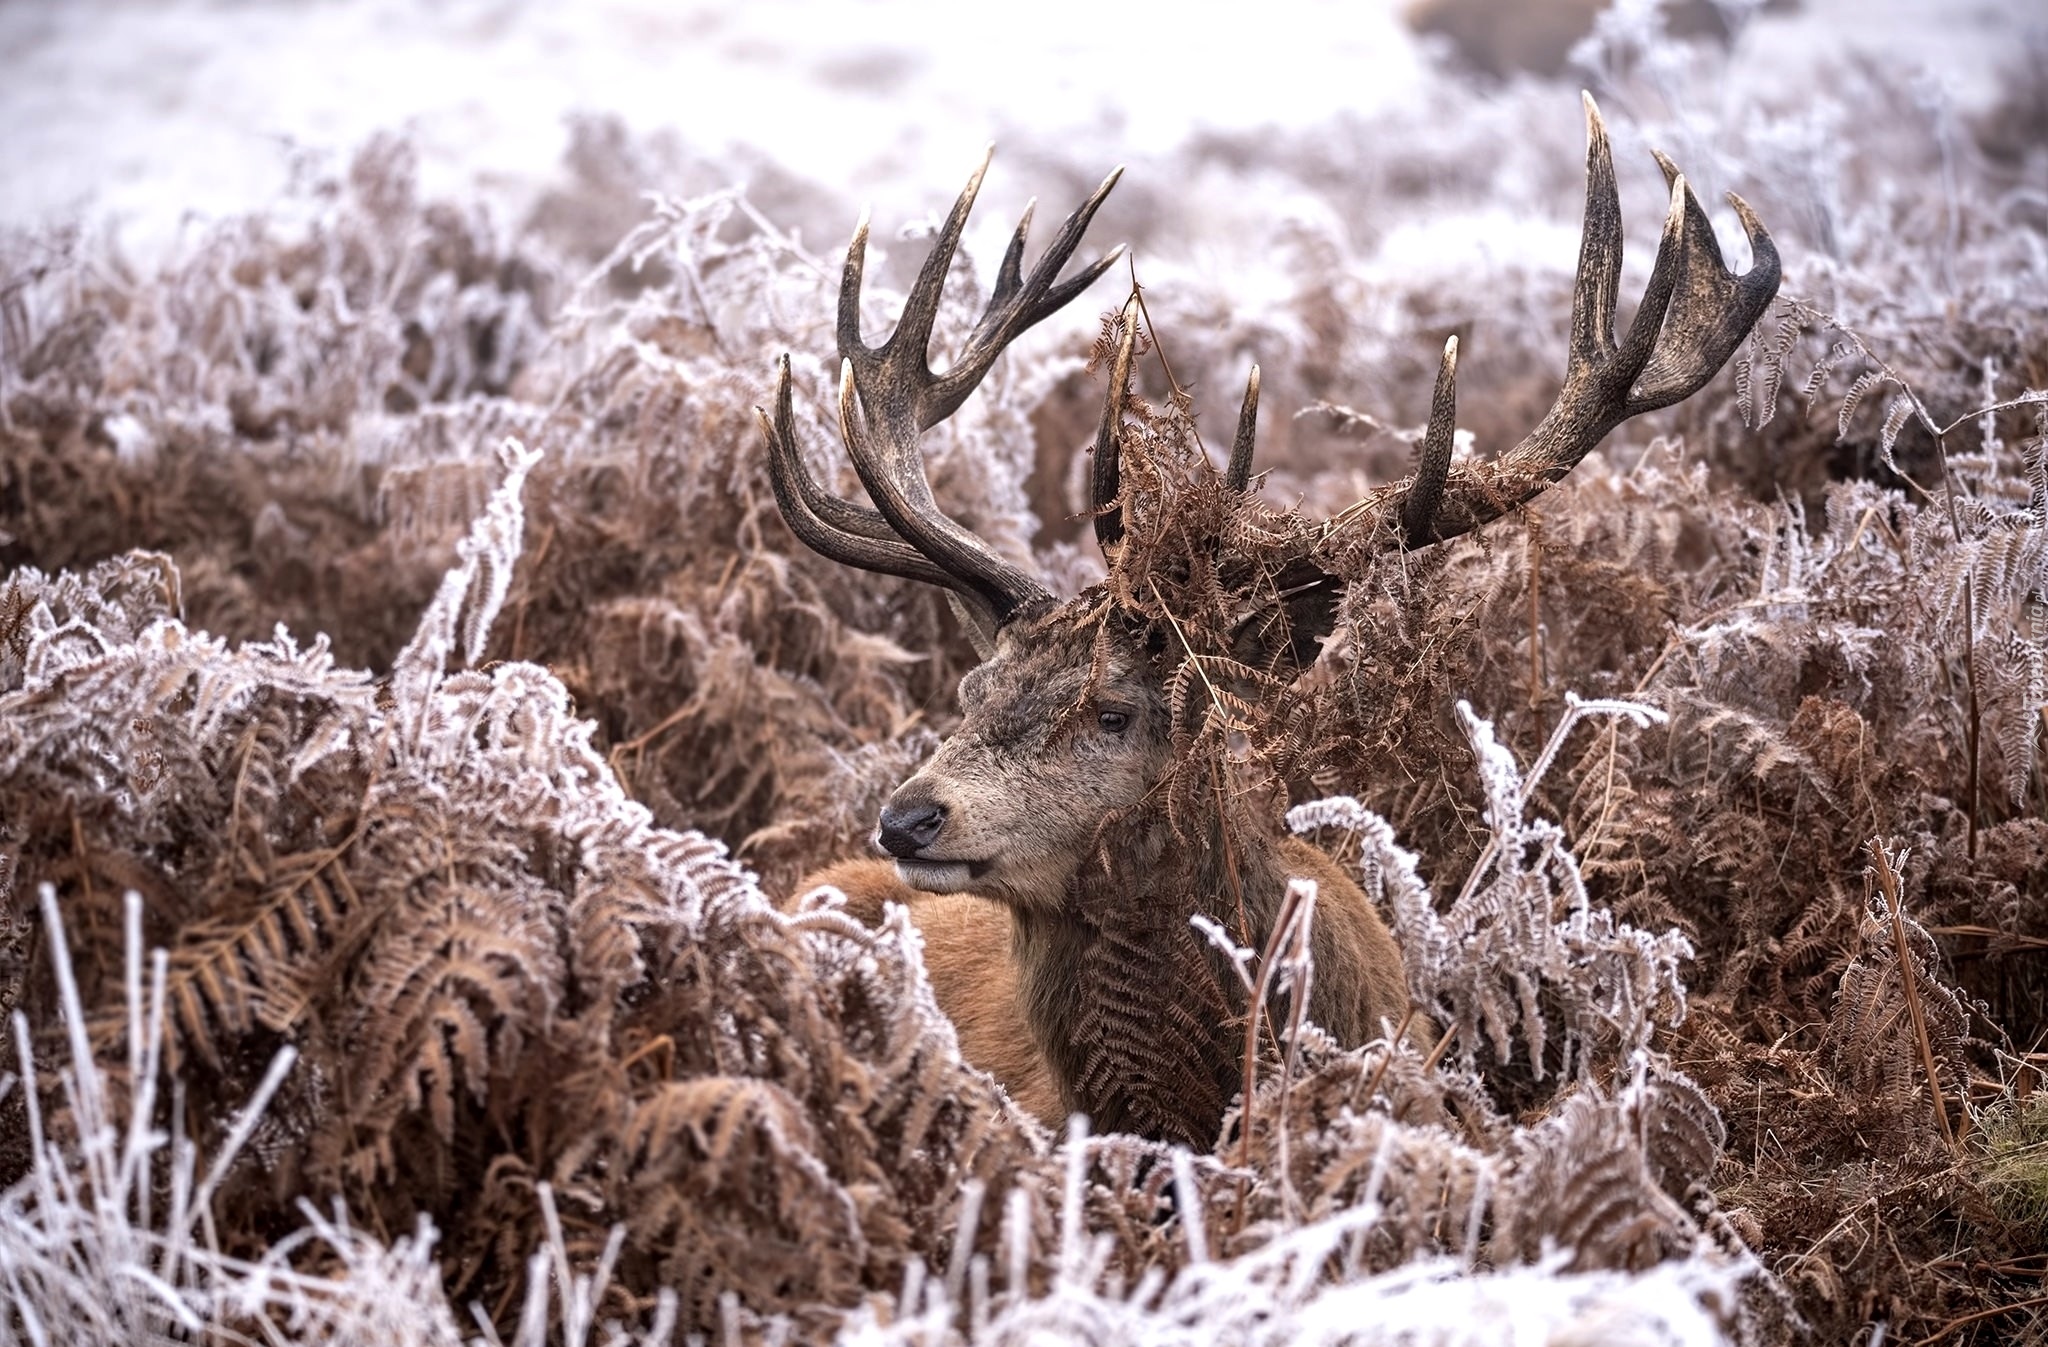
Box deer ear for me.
[1229,558,1343,678]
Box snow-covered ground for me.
[0,0,2018,262]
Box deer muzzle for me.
[877,794,988,893]
[877,800,946,857]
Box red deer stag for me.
[762,96,1779,1148]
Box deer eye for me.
[1097,708,1132,734]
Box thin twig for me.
[1928,425,1983,859]
[1930,391,2048,441]
[1525,510,1545,738]
[1233,879,1314,1234]
[1870,839,1956,1151]
[1357,1007,1419,1107]
[1420,1022,1458,1073]
[1124,263,1210,459]
[1924,925,2048,951]
[1274,881,1317,1227]
[1913,1290,2048,1345]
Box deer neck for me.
[1008,810,1288,1148]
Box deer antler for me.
[1365,92,1779,548]
[1087,95,1778,559]
[760,150,1124,628]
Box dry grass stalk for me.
[1871,839,1958,1152]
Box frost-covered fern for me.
[3,4,2045,1339]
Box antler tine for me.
[841,151,1127,431]
[1226,364,1261,493]
[937,165,1127,424]
[757,355,968,593]
[1096,336,1265,550]
[838,147,988,407]
[1384,92,1780,548]
[1630,153,1782,413]
[1095,301,1269,549]
[1400,337,1458,547]
[1092,295,1143,551]
[818,151,1125,623]
[837,359,1054,621]
[1570,94,1628,369]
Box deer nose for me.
[877,801,947,858]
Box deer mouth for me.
[894,858,989,893]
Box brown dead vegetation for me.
[2,17,2046,1344]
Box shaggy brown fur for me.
[801,843,1410,1145]
[798,604,1413,1149]
[802,858,1064,1122]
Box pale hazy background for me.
[0,0,2018,263]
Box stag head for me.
[878,606,1174,909]
[760,98,1780,913]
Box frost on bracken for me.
[2,432,1774,1345]
[3,5,2046,1341]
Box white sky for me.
[0,0,1424,254]
[0,0,2016,261]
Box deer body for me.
[808,843,1406,1139]
[761,100,1778,1145]
[805,605,1411,1143]
[801,863,1066,1119]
